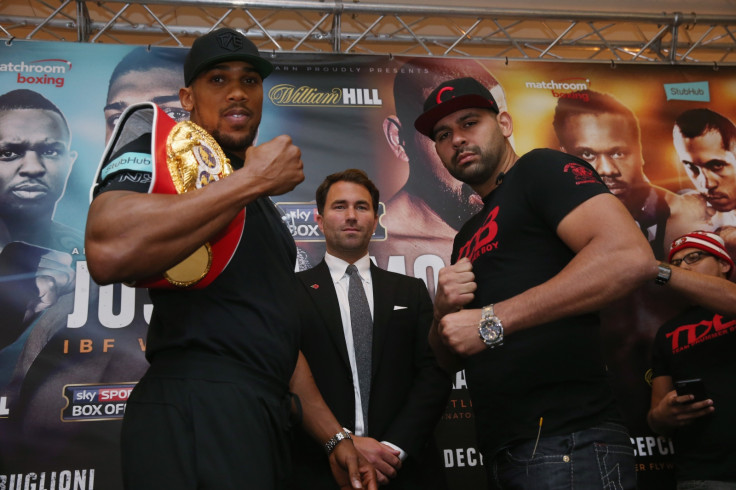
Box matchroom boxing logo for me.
[525,77,590,102]
[0,58,71,88]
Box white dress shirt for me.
[324,252,374,436]
[323,252,406,460]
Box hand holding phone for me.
[674,378,707,402]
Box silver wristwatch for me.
[655,262,672,286]
[324,430,352,455]
[478,304,504,348]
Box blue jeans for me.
[488,421,636,490]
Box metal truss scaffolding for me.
[2,0,736,65]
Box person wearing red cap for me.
[648,230,736,488]
[370,58,505,287]
[415,76,657,488]
[85,28,376,490]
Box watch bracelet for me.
[324,430,352,455]
[479,303,504,348]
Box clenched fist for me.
[243,134,304,196]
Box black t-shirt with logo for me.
[652,305,736,481]
[93,124,300,383]
[451,148,617,458]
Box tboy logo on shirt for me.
[458,206,499,262]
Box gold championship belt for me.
[160,121,234,287]
[102,103,245,289]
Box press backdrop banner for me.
[1,39,734,489]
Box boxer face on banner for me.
[0,108,76,222]
[674,127,736,213]
[557,111,647,209]
[104,47,189,142]
[105,67,187,142]
[179,61,263,158]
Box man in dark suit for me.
[291,168,452,489]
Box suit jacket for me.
[290,259,451,489]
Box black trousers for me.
[121,349,293,490]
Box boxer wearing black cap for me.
[183,27,274,86]
[418,77,655,489]
[86,28,376,490]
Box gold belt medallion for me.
[164,121,233,287]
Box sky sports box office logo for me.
[62,383,136,421]
[1,58,71,88]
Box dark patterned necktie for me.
[346,264,372,433]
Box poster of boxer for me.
[0,39,734,489]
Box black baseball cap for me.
[414,77,499,138]
[184,27,274,86]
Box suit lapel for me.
[299,261,351,370]
[369,263,396,378]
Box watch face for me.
[479,316,504,348]
[480,322,500,342]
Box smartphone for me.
[674,378,707,402]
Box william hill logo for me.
[268,84,383,107]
